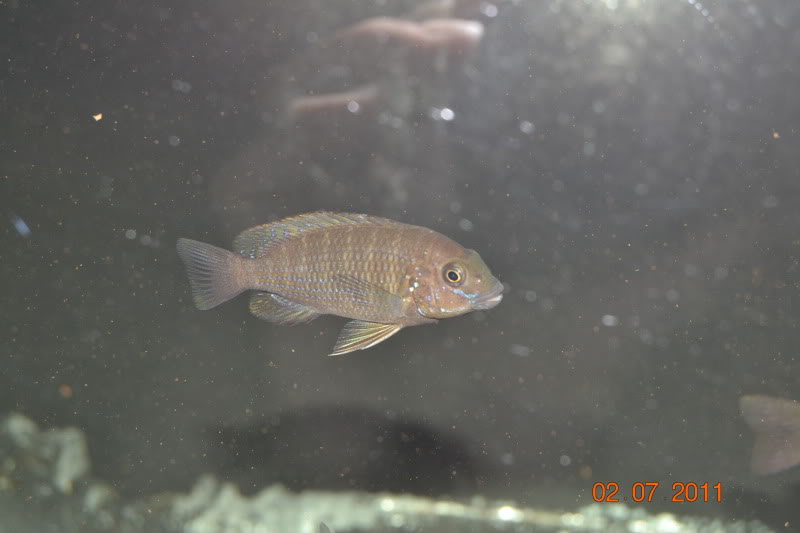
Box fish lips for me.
[472,282,504,310]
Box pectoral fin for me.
[334,273,404,314]
[330,320,403,356]
[249,292,321,325]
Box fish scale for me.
[249,228,415,320]
[176,211,503,355]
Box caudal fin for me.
[176,238,246,310]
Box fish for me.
[176,212,503,355]
[740,394,800,475]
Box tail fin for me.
[176,238,246,310]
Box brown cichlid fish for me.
[740,394,800,475]
[176,212,503,355]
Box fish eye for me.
[443,264,464,286]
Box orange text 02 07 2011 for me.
[591,482,723,503]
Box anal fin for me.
[330,320,402,356]
[249,292,321,325]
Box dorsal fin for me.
[232,211,403,259]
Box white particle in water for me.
[560,455,572,466]
[10,215,31,237]
[509,344,530,357]
[480,2,498,17]
[125,229,137,239]
[592,100,606,113]
[725,98,741,112]
[439,107,455,121]
[665,289,680,302]
[458,218,473,231]
[168,135,181,147]
[430,107,454,121]
[171,79,192,93]
[380,498,396,512]
[601,314,619,327]
[497,506,521,521]
[519,120,535,134]
[346,100,360,113]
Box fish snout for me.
[473,280,504,310]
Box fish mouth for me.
[473,281,504,310]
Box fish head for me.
[411,247,504,319]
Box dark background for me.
[2,0,799,529]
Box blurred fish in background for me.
[740,394,800,475]
[208,0,495,228]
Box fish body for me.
[740,394,800,475]
[176,212,503,355]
